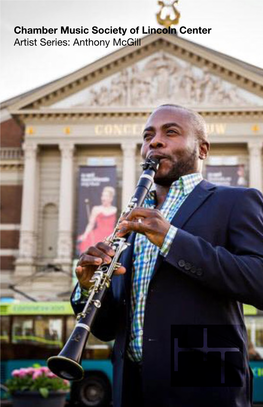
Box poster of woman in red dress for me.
[77,186,117,253]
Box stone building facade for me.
[1,34,263,300]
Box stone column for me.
[121,142,137,208]
[248,141,263,191]
[55,142,75,270]
[16,143,39,265]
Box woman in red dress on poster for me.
[77,186,117,254]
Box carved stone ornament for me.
[59,143,75,160]
[70,52,261,108]
[22,143,38,160]
[248,141,263,158]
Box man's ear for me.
[199,141,210,160]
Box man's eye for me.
[143,133,152,140]
[167,129,179,135]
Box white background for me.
[1,0,262,103]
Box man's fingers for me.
[75,265,83,274]
[79,247,113,266]
[75,240,126,290]
[96,241,115,256]
[75,266,93,289]
[125,207,159,221]
[77,253,104,267]
[117,220,149,236]
[114,266,126,275]
[75,266,90,282]
[76,264,126,278]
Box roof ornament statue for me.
[156,0,181,28]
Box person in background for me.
[77,186,117,253]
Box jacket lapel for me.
[151,180,216,278]
[171,180,216,229]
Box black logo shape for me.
[171,325,244,387]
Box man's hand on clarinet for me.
[75,242,126,290]
[116,207,170,248]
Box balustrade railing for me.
[0,148,23,160]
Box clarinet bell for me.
[47,355,84,381]
[48,323,90,380]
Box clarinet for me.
[47,157,159,381]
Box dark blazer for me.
[71,181,263,407]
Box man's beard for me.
[154,148,198,186]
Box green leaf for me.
[39,388,49,398]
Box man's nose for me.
[149,133,165,149]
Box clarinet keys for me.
[93,300,101,308]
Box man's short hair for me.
[158,104,208,144]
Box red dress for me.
[77,212,116,254]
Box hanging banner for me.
[75,166,117,256]
[205,165,248,187]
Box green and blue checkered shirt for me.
[73,173,203,362]
[127,172,203,361]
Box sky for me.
[1,0,263,103]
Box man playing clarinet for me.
[73,104,263,407]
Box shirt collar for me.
[170,172,203,195]
[146,172,203,205]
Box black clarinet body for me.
[47,157,159,381]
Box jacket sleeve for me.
[70,284,119,342]
[165,188,263,309]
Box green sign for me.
[0,303,11,316]
[0,302,73,316]
[1,302,258,317]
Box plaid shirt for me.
[73,173,203,362]
[127,173,203,361]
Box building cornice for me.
[10,107,263,122]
